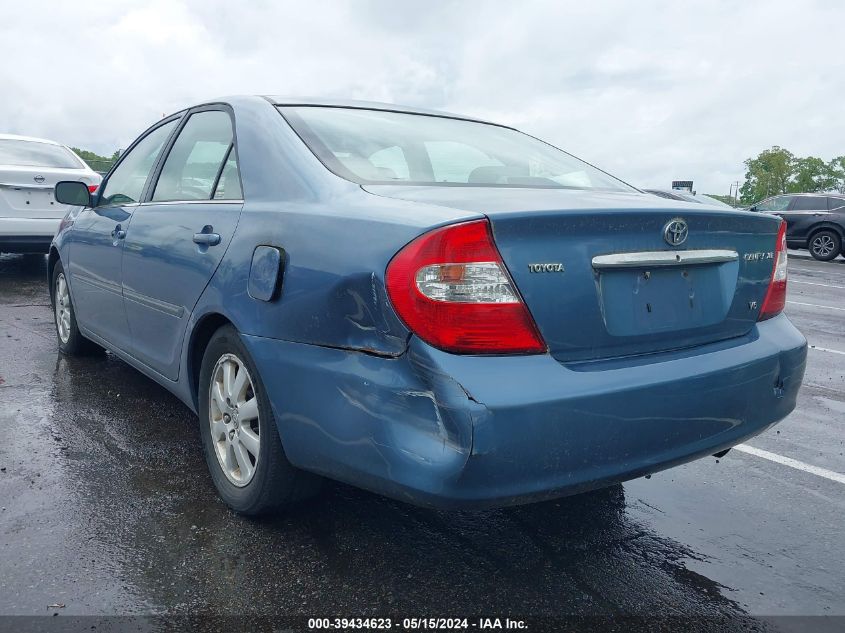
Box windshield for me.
[0,139,83,169]
[280,106,633,191]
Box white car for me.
[0,133,102,254]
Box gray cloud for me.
[2,0,842,194]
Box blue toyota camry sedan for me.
[51,96,807,515]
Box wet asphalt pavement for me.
[0,252,843,630]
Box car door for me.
[120,107,243,380]
[782,195,829,241]
[67,118,179,346]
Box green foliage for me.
[704,193,739,207]
[740,147,845,204]
[71,147,120,174]
[739,146,794,204]
[792,156,836,193]
[830,156,845,193]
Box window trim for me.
[94,113,185,209]
[143,103,243,205]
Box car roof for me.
[766,192,844,197]
[0,133,64,146]
[262,96,493,124]
[791,192,845,198]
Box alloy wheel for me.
[208,353,261,487]
[811,234,836,258]
[55,273,71,344]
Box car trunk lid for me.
[0,166,94,219]
[365,186,781,361]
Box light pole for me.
[728,181,740,207]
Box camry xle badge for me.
[744,252,774,261]
[663,218,688,246]
[33,175,45,183]
[528,263,565,273]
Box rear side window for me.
[99,120,177,206]
[0,139,82,169]
[213,148,242,200]
[791,196,827,211]
[153,111,234,202]
[827,197,845,210]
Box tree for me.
[790,156,835,193]
[829,156,845,193]
[704,193,739,207]
[70,147,119,174]
[739,146,795,204]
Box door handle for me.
[193,232,221,246]
[111,224,126,240]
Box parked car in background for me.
[50,96,806,515]
[645,188,734,208]
[0,134,101,254]
[749,193,845,261]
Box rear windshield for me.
[280,106,633,191]
[0,139,83,169]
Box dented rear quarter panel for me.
[185,97,481,362]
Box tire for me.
[808,229,841,261]
[198,325,320,516]
[51,261,104,355]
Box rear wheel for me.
[809,230,841,261]
[198,325,320,515]
[52,261,103,355]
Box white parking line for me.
[734,444,845,485]
[786,300,845,311]
[789,266,845,275]
[809,345,845,356]
[791,280,845,289]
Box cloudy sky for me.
[2,0,843,194]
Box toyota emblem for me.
[663,218,688,247]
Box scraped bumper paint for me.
[242,313,806,508]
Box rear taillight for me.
[386,219,546,354]
[87,184,98,193]
[758,221,788,321]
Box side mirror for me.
[749,206,758,212]
[55,181,92,207]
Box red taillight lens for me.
[87,184,98,193]
[758,221,788,321]
[385,219,546,354]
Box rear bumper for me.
[0,218,60,253]
[243,314,807,508]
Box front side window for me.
[756,195,792,212]
[792,196,827,211]
[280,106,633,191]
[153,111,234,202]
[99,120,178,206]
[0,139,82,169]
